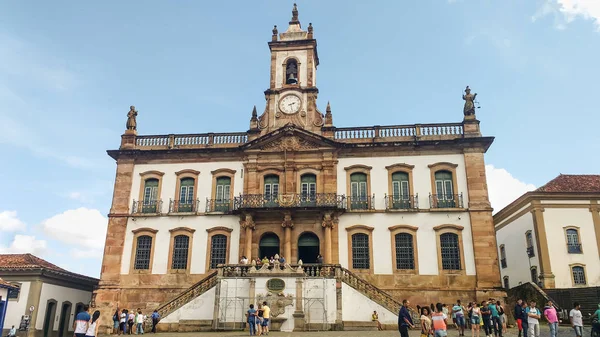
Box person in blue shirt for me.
[398,299,415,337]
[73,305,91,337]
[247,304,257,336]
[150,310,160,333]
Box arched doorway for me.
[259,233,280,259]
[58,301,72,337]
[43,300,57,337]
[298,232,320,263]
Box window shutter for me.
[392,181,400,197]
[401,181,409,198]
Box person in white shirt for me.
[85,311,101,337]
[525,300,541,337]
[570,302,583,337]
[136,310,145,334]
[8,325,17,337]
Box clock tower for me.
[253,3,326,136]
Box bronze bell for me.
[287,73,298,84]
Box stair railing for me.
[155,270,218,318]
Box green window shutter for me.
[216,177,231,201]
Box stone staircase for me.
[337,266,402,314]
[155,270,218,319]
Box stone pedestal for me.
[293,312,306,331]
[270,317,287,331]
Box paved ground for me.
[117,326,588,337]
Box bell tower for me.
[254,3,324,135]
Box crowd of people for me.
[239,254,325,266]
[111,307,160,335]
[246,301,271,336]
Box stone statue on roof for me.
[126,106,138,131]
[463,86,477,116]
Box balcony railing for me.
[429,193,464,209]
[132,200,163,215]
[384,194,418,210]
[567,243,582,254]
[334,123,464,142]
[233,193,346,210]
[169,199,199,213]
[526,246,535,257]
[135,132,248,149]
[347,195,375,211]
[501,258,507,269]
[206,199,233,213]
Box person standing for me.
[151,310,160,333]
[247,304,257,336]
[119,309,127,335]
[515,300,524,337]
[497,301,507,334]
[471,303,481,337]
[521,301,529,337]
[570,302,583,337]
[526,300,541,337]
[544,301,559,337]
[113,308,120,335]
[432,303,448,337]
[398,299,415,337]
[85,311,101,337]
[136,310,144,335]
[454,300,467,336]
[73,305,91,337]
[421,307,432,337]
[480,301,492,337]
[488,300,502,337]
[256,304,263,336]
[127,310,135,335]
[262,301,271,335]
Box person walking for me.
[432,303,448,337]
[85,311,101,337]
[454,300,467,336]
[398,299,415,337]
[544,301,559,337]
[526,300,541,337]
[150,310,159,333]
[515,300,524,337]
[471,303,481,337]
[569,302,583,337]
[247,304,257,336]
[73,305,91,337]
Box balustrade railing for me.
[334,123,464,141]
[169,199,199,213]
[233,193,346,210]
[567,243,582,254]
[428,193,464,209]
[206,199,233,213]
[217,263,337,278]
[384,194,418,210]
[132,200,163,214]
[136,132,248,149]
[347,194,375,211]
[337,266,402,314]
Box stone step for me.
[178,319,213,332]
[342,321,379,331]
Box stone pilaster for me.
[322,212,337,264]
[282,212,293,261]
[463,150,502,289]
[293,278,305,331]
[249,279,256,305]
[240,213,255,259]
[531,201,555,288]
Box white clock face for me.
[279,95,301,114]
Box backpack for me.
[113,314,118,322]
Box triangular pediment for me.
[242,124,338,152]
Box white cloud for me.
[0,234,47,254]
[41,208,107,250]
[532,0,600,31]
[0,210,26,232]
[70,248,104,259]
[486,165,536,213]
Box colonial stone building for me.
[94,4,503,332]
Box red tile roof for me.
[536,174,600,193]
[0,253,98,283]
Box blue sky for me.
[1,1,599,277]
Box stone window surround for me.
[173,169,200,204]
[563,226,583,254]
[503,276,510,289]
[525,230,535,256]
[205,226,233,273]
[137,170,165,205]
[257,168,284,195]
[530,265,538,283]
[210,168,236,201]
[499,244,507,268]
[130,227,158,274]
[388,225,419,275]
[385,163,415,199]
[569,263,588,287]
[167,227,196,274]
[281,56,301,87]
[296,168,320,194]
[433,224,466,275]
[344,165,373,211]
[427,162,459,197]
[345,225,374,274]
[7,281,21,301]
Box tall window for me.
[566,229,582,253]
[526,231,535,257]
[215,177,231,212]
[395,233,415,270]
[134,235,153,270]
[7,285,19,299]
[503,277,510,290]
[351,233,370,269]
[500,245,507,268]
[434,171,455,207]
[391,172,410,209]
[300,174,317,205]
[572,266,586,285]
[210,234,227,269]
[440,233,461,270]
[171,235,190,270]
[350,173,368,210]
[178,178,195,212]
[264,175,280,206]
[530,266,538,284]
[142,179,159,213]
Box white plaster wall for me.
[337,154,470,210]
[341,283,397,323]
[303,279,336,323]
[3,282,30,330]
[217,278,250,325]
[35,284,92,331]
[338,212,475,275]
[274,50,308,88]
[540,200,586,204]
[130,162,244,211]
[254,276,297,332]
[495,203,531,228]
[121,215,240,274]
[543,208,600,287]
[160,287,215,323]
[496,211,539,288]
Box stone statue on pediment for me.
[126,106,138,131]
